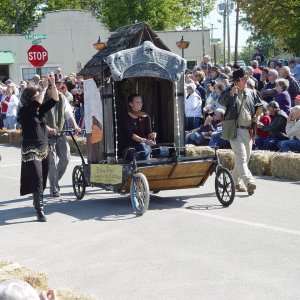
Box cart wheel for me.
[130,173,150,215]
[215,167,235,207]
[72,165,86,200]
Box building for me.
[0,10,215,84]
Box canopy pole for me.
[112,81,118,161]
[175,82,181,157]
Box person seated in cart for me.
[123,93,157,161]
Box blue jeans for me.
[209,131,230,148]
[6,116,17,130]
[185,117,203,131]
[124,143,151,161]
[277,139,300,152]
[185,131,205,145]
[255,137,281,151]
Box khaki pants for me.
[230,128,254,186]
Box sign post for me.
[27,45,48,68]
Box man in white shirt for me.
[44,79,80,197]
[277,105,300,152]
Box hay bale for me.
[9,131,22,145]
[270,152,300,180]
[67,136,87,156]
[185,145,215,157]
[248,150,276,176]
[0,261,48,290]
[0,131,9,143]
[218,149,235,170]
[0,260,96,300]
[57,288,96,300]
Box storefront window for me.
[22,67,57,81]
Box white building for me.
[0,10,216,84]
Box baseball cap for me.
[267,101,280,109]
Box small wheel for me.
[72,165,86,200]
[130,173,150,215]
[215,167,235,207]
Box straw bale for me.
[185,145,215,157]
[248,150,276,176]
[270,152,300,180]
[57,289,96,300]
[8,131,22,145]
[218,149,235,170]
[67,136,87,156]
[0,131,9,143]
[0,261,48,290]
[0,260,96,299]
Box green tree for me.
[238,0,300,54]
[0,0,42,34]
[0,0,216,34]
[99,0,217,31]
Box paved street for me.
[0,144,300,300]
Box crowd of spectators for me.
[0,68,85,131]
[184,54,300,153]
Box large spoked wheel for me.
[215,167,235,207]
[72,165,86,200]
[130,173,150,215]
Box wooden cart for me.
[72,30,235,215]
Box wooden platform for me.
[119,159,215,193]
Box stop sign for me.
[27,45,48,67]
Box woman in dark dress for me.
[18,75,59,222]
[123,94,156,161]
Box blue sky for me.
[203,1,251,51]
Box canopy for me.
[106,41,186,82]
[0,51,14,64]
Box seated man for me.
[256,101,289,151]
[185,108,224,146]
[277,105,300,152]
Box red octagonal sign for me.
[27,45,48,67]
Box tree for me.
[0,0,216,34]
[0,0,42,34]
[98,0,217,31]
[238,0,300,54]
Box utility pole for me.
[234,0,240,64]
[200,0,205,58]
[227,0,231,63]
[209,23,218,39]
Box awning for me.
[0,51,14,64]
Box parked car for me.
[236,60,246,68]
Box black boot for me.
[33,192,47,222]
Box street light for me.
[93,36,107,51]
[176,36,190,58]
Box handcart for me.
[71,40,235,215]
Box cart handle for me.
[59,130,86,166]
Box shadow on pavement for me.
[0,189,227,225]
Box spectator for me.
[253,106,271,149]
[184,82,203,130]
[32,74,40,87]
[295,94,300,106]
[1,85,19,129]
[260,69,278,103]
[274,78,291,115]
[245,66,258,90]
[292,57,300,83]
[0,279,58,300]
[251,60,262,84]
[200,55,213,76]
[256,101,289,151]
[279,66,300,104]
[252,48,265,64]
[277,105,300,152]
[192,70,206,102]
[185,108,224,146]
